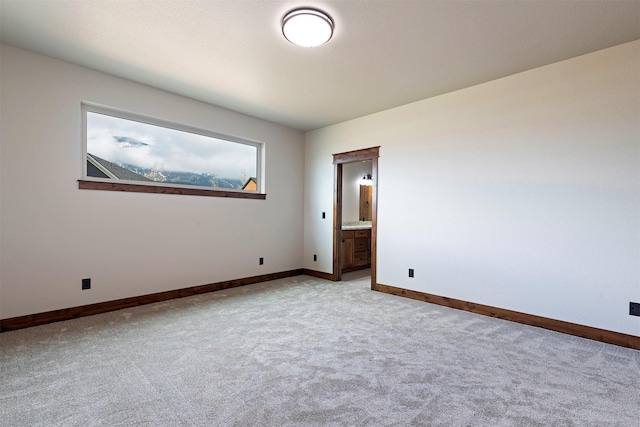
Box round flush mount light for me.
[282,8,334,47]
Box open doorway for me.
[332,147,379,289]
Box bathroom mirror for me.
[342,160,372,223]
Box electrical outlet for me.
[409,269,414,278]
[322,212,326,219]
[82,278,91,290]
[259,257,264,265]
[630,302,640,317]
[314,254,317,261]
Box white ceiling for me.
[1,0,639,131]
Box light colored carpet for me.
[1,271,639,426]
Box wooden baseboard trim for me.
[301,268,336,281]
[0,269,303,332]
[373,283,640,351]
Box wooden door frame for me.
[332,147,379,288]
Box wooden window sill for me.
[78,180,266,199]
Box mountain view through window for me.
[85,110,259,191]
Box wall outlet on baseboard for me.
[409,269,414,278]
[259,257,264,265]
[314,254,317,262]
[322,212,326,219]
[630,302,640,316]
[82,278,91,290]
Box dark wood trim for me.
[79,180,266,199]
[301,269,336,281]
[333,147,380,164]
[370,157,378,288]
[333,163,343,281]
[373,283,640,350]
[1,269,302,332]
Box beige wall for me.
[3,40,639,338]
[0,45,305,319]
[304,41,639,336]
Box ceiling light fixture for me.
[282,8,334,47]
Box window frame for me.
[79,103,265,199]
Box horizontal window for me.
[80,105,264,199]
